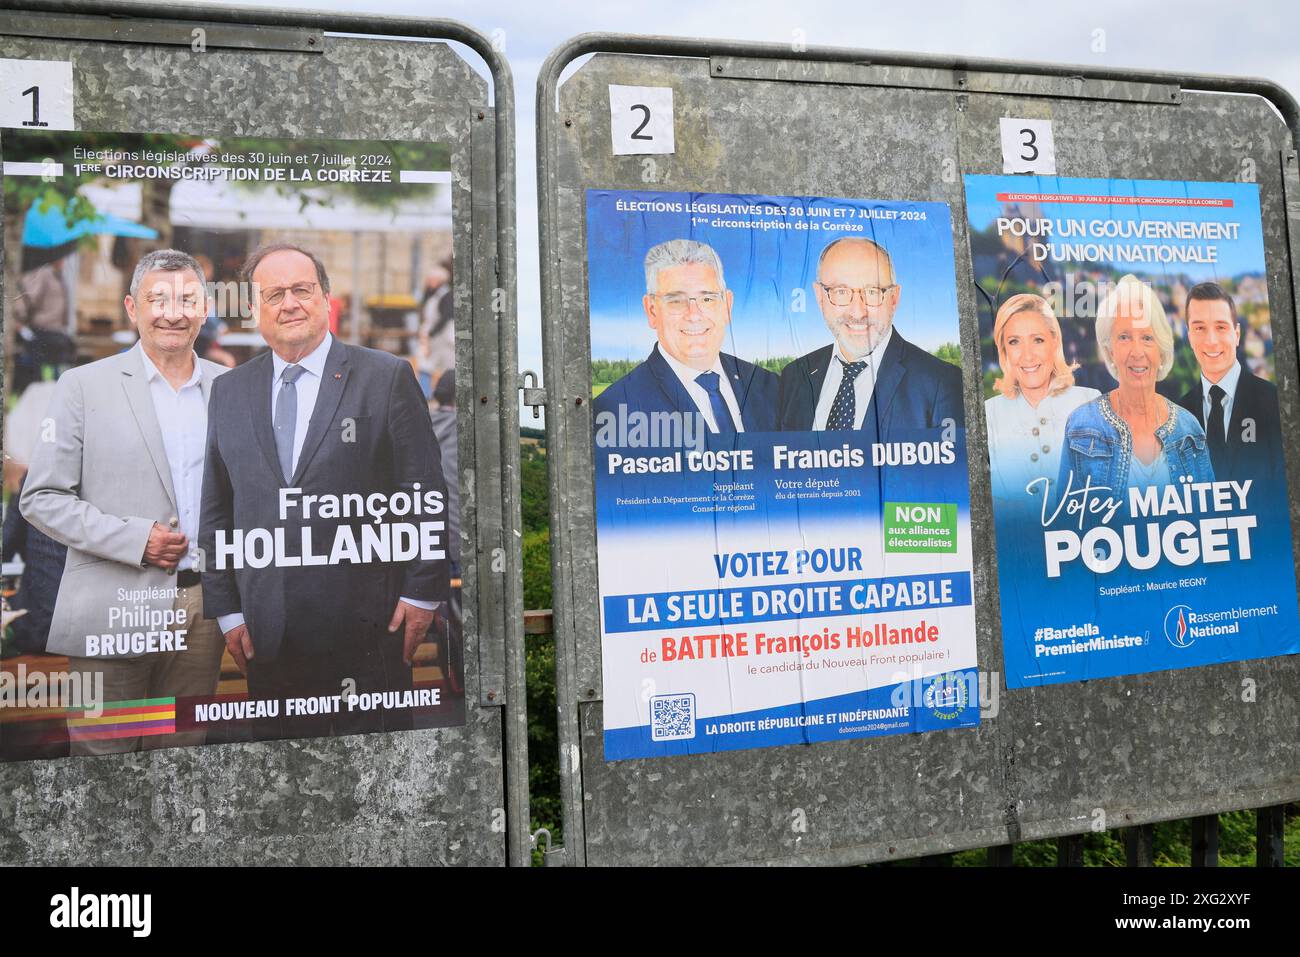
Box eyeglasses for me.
[656,292,724,316]
[818,283,896,307]
[260,282,319,306]
[142,293,201,314]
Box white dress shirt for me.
[138,347,206,572]
[657,345,744,433]
[219,332,434,636]
[812,326,892,430]
[1200,360,1242,440]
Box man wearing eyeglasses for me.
[21,249,229,754]
[778,236,964,434]
[199,243,450,739]
[593,238,779,435]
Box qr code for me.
[650,693,696,742]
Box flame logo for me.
[1165,605,1195,649]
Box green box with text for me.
[883,502,958,553]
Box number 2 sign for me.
[0,59,74,131]
[608,85,675,156]
[999,117,1056,175]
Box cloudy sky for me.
[184,0,1300,402]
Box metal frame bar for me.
[0,8,324,51]
[3,0,529,868]
[536,32,1300,867]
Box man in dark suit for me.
[1176,281,1283,484]
[200,243,450,739]
[778,236,964,435]
[593,239,778,435]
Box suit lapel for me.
[645,345,698,412]
[198,358,218,406]
[865,333,906,431]
[1185,384,1207,429]
[119,346,178,512]
[291,338,350,485]
[248,352,284,484]
[721,353,750,425]
[1222,369,1253,442]
[804,345,833,421]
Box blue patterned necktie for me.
[695,370,737,434]
[826,358,868,430]
[274,364,307,482]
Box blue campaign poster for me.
[964,174,1300,688]
[587,189,980,760]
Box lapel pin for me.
[334,373,342,379]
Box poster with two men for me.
[587,189,981,760]
[1,130,465,761]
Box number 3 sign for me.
[999,117,1056,175]
[0,59,74,131]
[608,85,675,156]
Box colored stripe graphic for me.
[64,697,176,739]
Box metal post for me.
[1125,824,1155,867]
[987,845,1014,866]
[1191,814,1219,867]
[1057,835,1084,867]
[4,0,528,867]
[1256,805,1285,867]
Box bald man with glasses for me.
[777,236,965,436]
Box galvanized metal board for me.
[538,40,1300,866]
[0,6,525,866]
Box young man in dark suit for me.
[778,236,963,436]
[1175,281,1283,484]
[592,239,779,435]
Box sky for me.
[178,0,1300,417]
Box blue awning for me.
[23,201,159,248]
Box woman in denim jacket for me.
[1058,275,1214,498]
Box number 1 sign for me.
[0,59,74,131]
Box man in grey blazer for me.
[199,243,451,740]
[21,249,228,755]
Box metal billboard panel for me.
[0,2,527,866]
[538,36,1300,866]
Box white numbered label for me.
[1000,117,1055,175]
[0,59,74,131]
[609,85,674,156]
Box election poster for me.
[0,130,466,761]
[588,189,980,760]
[965,174,1300,688]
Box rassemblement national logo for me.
[1163,604,1195,649]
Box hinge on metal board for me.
[519,370,546,419]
